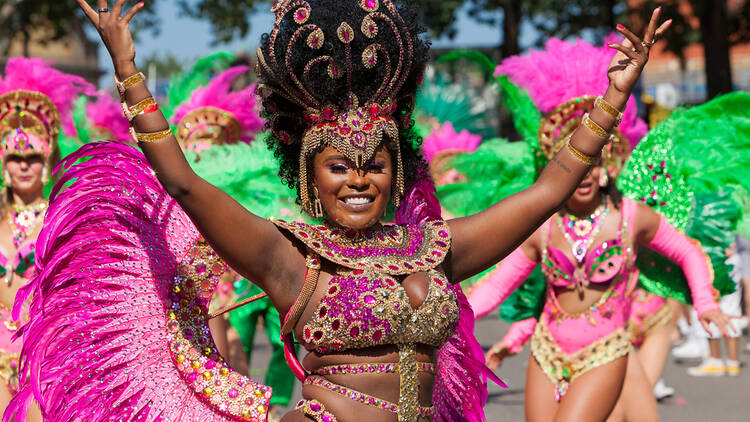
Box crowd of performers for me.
[0,0,746,421]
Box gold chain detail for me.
[397,344,419,422]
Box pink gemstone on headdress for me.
[322,108,336,121]
[369,104,380,117]
[295,8,308,22]
[310,402,322,412]
[339,126,352,135]
[363,123,373,131]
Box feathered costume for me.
[8,2,500,419]
[0,57,93,395]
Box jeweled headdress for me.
[256,0,421,214]
[496,36,648,175]
[0,58,94,171]
[172,66,264,153]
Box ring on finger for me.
[98,7,110,13]
[641,39,656,48]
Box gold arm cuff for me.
[130,127,172,144]
[582,113,610,140]
[566,138,598,166]
[595,96,624,126]
[115,72,146,97]
[122,97,156,121]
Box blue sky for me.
[97,2,532,73]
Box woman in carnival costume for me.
[460,38,747,421]
[9,1,671,421]
[0,57,93,420]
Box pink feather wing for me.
[6,142,271,422]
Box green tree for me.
[178,0,264,45]
[0,0,160,56]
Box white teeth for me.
[345,197,372,205]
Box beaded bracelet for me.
[115,72,146,98]
[565,138,598,166]
[122,97,159,121]
[595,96,624,126]
[582,113,611,140]
[129,127,172,143]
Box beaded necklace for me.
[10,201,47,248]
[556,198,610,264]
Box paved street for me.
[245,311,750,421]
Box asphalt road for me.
[245,311,750,421]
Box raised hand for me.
[607,7,672,96]
[76,0,145,72]
[699,308,740,338]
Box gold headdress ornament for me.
[177,107,243,150]
[256,0,416,215]
[539,96,630,176]
[0,90,60,173]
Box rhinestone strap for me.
[305,375,434,419]
[296,399,338,422]
[312,361,436,376]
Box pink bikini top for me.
[542,201,635,289]
[0,242,36,280]
[271,218,459,354]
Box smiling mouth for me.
[341,195,375,206]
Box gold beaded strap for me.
[565,138,598,166]
[582,113,611,140]
[312,361,436,376]
[114,72,146,97]
[129,127,173,144]
[122,97,158,121]
[595,96,624,126]
[281,249,321,335]
[296,399,338,422]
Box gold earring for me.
[599,168,609,188]
[3,170,10,186]
[313,188,324,219]
[42,168,49,185]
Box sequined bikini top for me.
[542,210,633,290]
[270,218,459,354]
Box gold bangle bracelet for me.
[129,127,173,143]
[122,97,157,121]
[115,72,146,97]
[595,96,624,126]
[582,113,610,140]
[566,139,598,166]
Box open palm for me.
[75,0,145,67]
